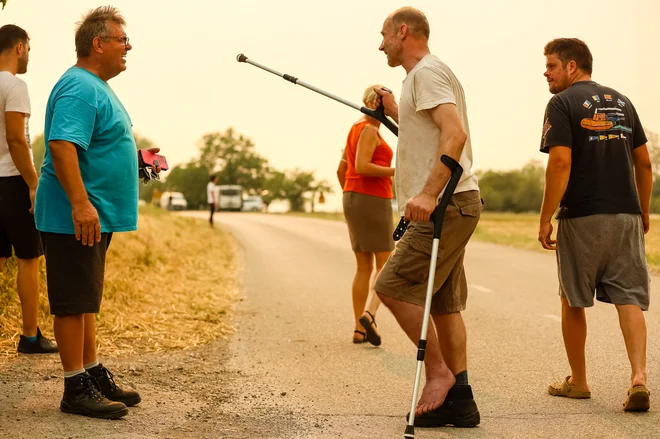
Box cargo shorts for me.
[374,190,481,315]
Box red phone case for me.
[139,150,169,170]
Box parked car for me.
[242,195,265,212]
[216,185,243,211]
[159,191,188,210]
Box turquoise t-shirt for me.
[35,67,138,234]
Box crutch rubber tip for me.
[403,425,415,438]
[236,53,248,63]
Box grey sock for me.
[84,359,100,370]
[63,368,86,379]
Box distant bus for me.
[215,185,243,211]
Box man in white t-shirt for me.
[0,25,57,354]
[207,174,217,226]
[373,7,481,428]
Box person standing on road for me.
[372,6,482,428]
[207,174,217,227]
[35,6,160,419]
[539,38,652,412]
[337,84,395,346]
[0,24,58,355]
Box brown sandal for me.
[352,330,367,344]
[623,385,650,411]
[358,311,382,346]
[548,376,591,399]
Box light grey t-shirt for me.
[0,71,32,177]
[395,54,479,215]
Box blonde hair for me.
[75,6,126,58]
[362,84,385,107]
[389,6,430,39]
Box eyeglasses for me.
[107,36,130,47]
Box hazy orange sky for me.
[4,0,659,211]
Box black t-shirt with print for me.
[540,81,647,218]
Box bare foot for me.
[415,368,455,416]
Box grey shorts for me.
[557,213,650,310]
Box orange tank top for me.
[343,120,393,199]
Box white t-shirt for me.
[207,181,216,204]
[395,54,479,216]
[0,71,32,177]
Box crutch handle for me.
[361,104,399,136]
[429,155,463,239]
[392,155,463,242]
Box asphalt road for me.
[194,211,660,439]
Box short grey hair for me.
[389,7,430,40]
[75,6,126,58]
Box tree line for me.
[29,130,660,214]
[476,131,660,213]
[32,128,333,212]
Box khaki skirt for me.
[343,191,395,253]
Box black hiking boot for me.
[60,372,128,419]
[17,327,58,354]
[408,384,481,428]
[87,363,142,407]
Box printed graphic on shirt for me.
[581,101,633,141]
[542,117,552,139]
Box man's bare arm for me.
[49,140,100,246]
[419,103,467,199]
[537,146,571,250]
[6,111,38,188]
[632,144,653,233]
[539,146,572,223]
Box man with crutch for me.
[373,6,482,430]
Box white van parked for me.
[160,191,188,210]
[242,195,265,212]
[216,185,243,211]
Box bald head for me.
[387,7,430,40]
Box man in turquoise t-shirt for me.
[34,6,160,420]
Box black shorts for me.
[41,232,113,316]
[0,175,43,259]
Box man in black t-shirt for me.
[538,38,652,412]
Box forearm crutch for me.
[404,155,463,439]
[236,53,399,136]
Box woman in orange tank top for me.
[337,84,395,346]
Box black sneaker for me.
[408,384,480,428]
[87,363,142,407]
[60,372,128,419]
[17,327,58,354]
